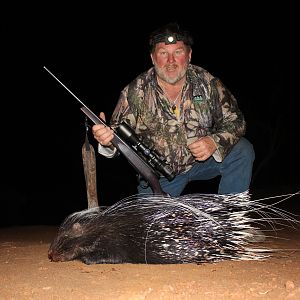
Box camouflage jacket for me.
[110,64,246,175]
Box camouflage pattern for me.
[110,64,246,176]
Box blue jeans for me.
[137,137,255,196]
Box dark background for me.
[2,4,299,226]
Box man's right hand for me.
[92,112,114,146]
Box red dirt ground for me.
[1,225,300,299]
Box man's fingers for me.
[99,112,106,122]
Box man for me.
[92,23,255,196]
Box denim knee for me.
[234,137,255,163]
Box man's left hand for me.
[188,136,217,161]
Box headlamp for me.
[152,33,181,45]
[167,35,175,43]
[149,23,193,52]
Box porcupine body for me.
[48,191,299,264]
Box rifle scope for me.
[116,122,175,181]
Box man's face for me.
[151,41,192,84]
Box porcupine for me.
[48,191,300,264]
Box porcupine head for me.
[48,208,139,264]
[47,206,107,262]
[48,216,88,262]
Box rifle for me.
[43,67,174,196]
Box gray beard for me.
[154,63,188,84]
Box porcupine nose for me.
[48,250,54,261]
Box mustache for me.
[164,63,178,69]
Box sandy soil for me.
[0,225,300,300]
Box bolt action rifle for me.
[43,67,175,196]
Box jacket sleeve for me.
[97,87,138,158]
[96,88,132,158]
[110,86,138,129]
[208,78,246,162]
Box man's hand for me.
[188,136,217,161]
[92,112,114,146]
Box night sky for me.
[2,5,299,226]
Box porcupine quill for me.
[48,191,300,265]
